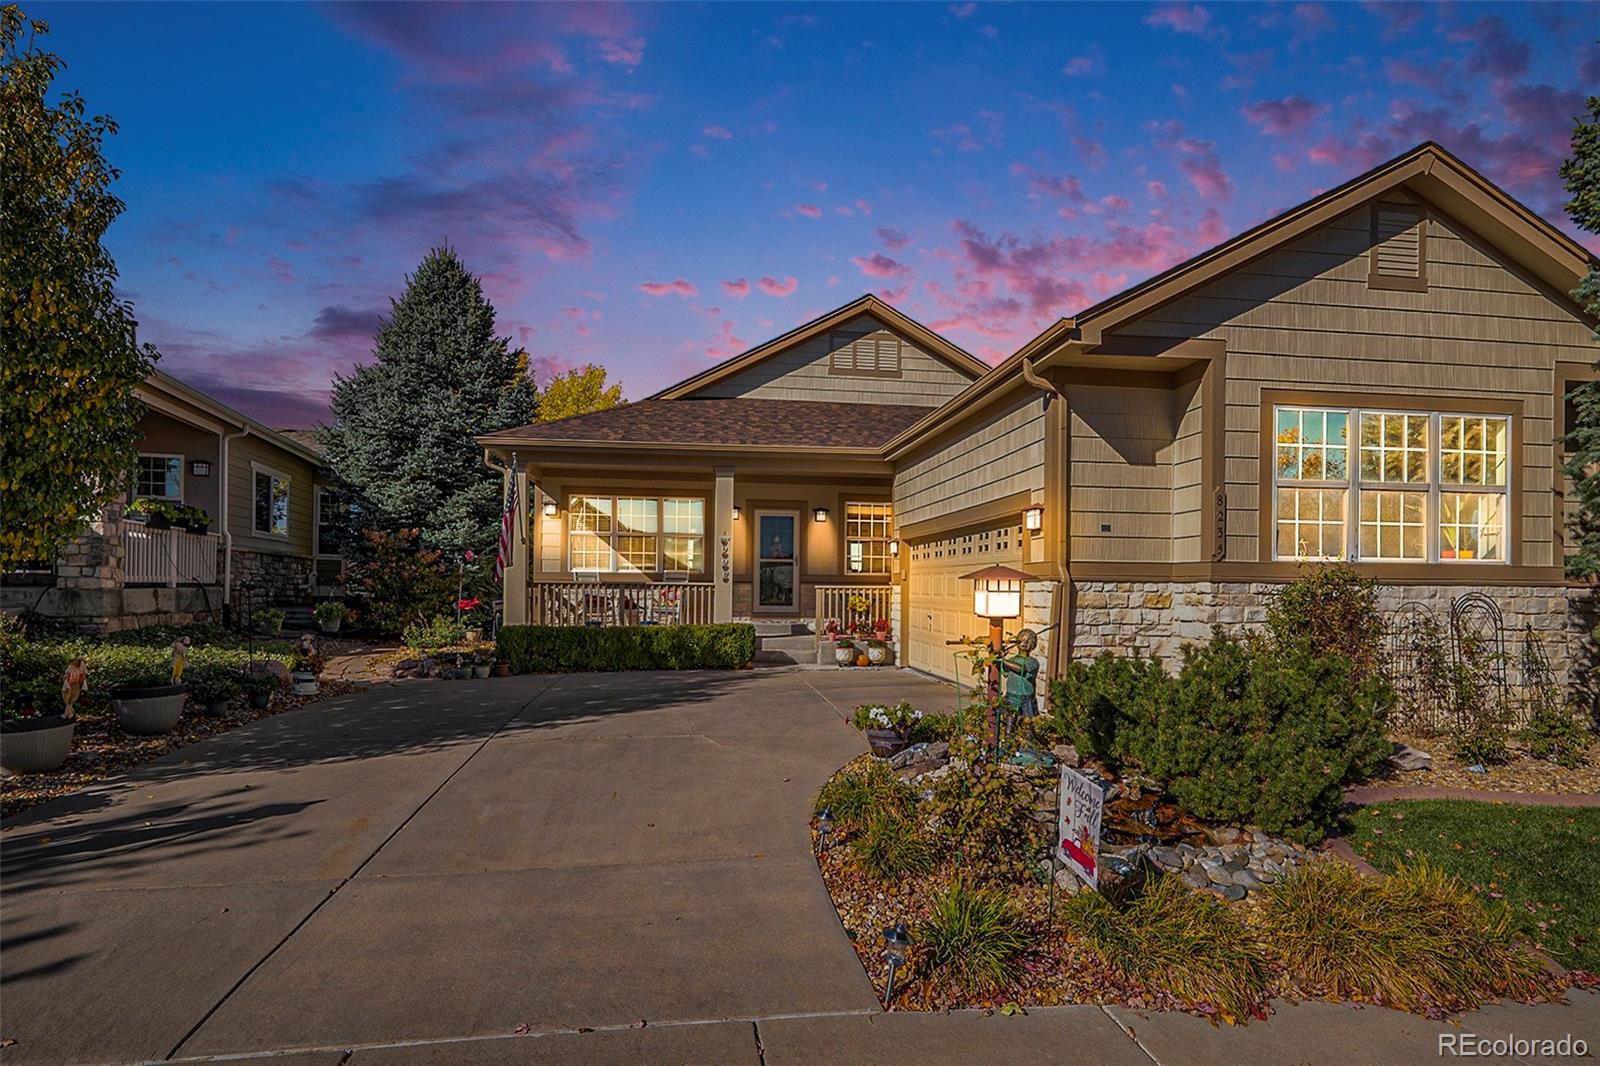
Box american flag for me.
[495,466,518,583]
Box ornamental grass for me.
[814,758,916,829]
[850,809,937,882]
[916,879,1032,996]
[1255,858,1554,1015]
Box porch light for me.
[962,564,1027,621]
[813,507,829,523]
[189,460,211,477]
[1023,504,1044,532]
[542,500,558,518]
[731,506,741,520]
[888,540,899,558]
[882,923,911,1001]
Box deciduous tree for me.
[1561,95,1600,578]
[0,5,156,566]
[536,363,623,423]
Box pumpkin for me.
[856,653,870,667]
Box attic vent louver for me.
[829,329,903,377]
[1368,202,1427,292]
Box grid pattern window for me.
[253,470,290,536]
[845,501,894,574]
[567,495,705,574]
[137,455,182,500]
[1271,405,1511,565]
[316,488,344,556]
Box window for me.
[253,468,290,536]
[136,454,183,500]
[1369,202,1427,292]
[566,495,704,573]
[315,487,343,556]
[845,501,893,574]
[1271,404,1510,565]
[829,330,902,376]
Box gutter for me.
[219,424,250,607]
[1017,357,1074,682]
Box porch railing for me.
[814,584,894,638]
[530,582,716,627]
[125,526,222,586]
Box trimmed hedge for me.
[496,624,756,673]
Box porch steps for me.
[752,622,816,665]
[279,605,317,632]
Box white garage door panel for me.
[906,523,1024,683]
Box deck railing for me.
[124,526,222,586]
[530,582,716,627]
[814,584,894,638]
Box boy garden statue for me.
[999,627,1040,718]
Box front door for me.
[754,510,799,613]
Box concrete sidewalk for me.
[2,668,1594,1065]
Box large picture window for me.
[253,467,290,536]
[845,501,893,574]
[1272,404,1510,565]
[136,454,183,500]
[567,495,705,573]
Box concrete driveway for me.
[2,668,1595,1065]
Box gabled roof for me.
[888,141,1597,458]
[138,369,328,468]
[478,398,928,452]
[649,294,990,400]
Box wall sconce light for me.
[813,507,829,523]
[189,460,212,477]
[731,505,742,520]
[888,540,900,558]
[1023,504,1044,532]
[542,500,558,518]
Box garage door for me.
[905,523,1024,683]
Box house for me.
[3,370,342,633]
[477,142,1597,690]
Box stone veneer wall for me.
[230,549,312,607]
[1072,580,1589,694]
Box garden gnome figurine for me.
[61,657,87,720]
[1000,628,1041,718]
[170,636,191,684]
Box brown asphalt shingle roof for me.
[479,398,930,450]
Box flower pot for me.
[291,671,319,696]
[112,683,186,735]
[144,513,171,530]
[865,727,909,759]
[319,618,342,635]
[203,700,230,718]
[493,663,511,677]
[249,689,271,709]
[472,665,491,679]
[833,643,856,667]
[866,643,891,666]
[0,716,75,773]
[466,627,484,643]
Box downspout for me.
[1019,357,1073,685]
[220,425,250,608]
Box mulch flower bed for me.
[1,680,365,819]
[1382,732,1600,794]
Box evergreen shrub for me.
[495,623,755,673]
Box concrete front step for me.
[759,634,819,654]
[751,620,812,638]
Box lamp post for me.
[960,564,1028,749]
[882,922,911,1003]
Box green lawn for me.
[1345,800,1600,972]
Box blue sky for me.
[36,1,1596,426]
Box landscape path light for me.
[882,922,911,1003]
[961,564,1029,748]
[815,805,834,852]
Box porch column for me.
[713,466,734,623]
[502,462,531,625]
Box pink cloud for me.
[721,278,750,299]
[793,203,823,219]
[931,110,1004,152]
[855,198,873,215]
[598,37,646,67]
[1241,95,1328,136]
[702,124,733,140]
[639,279,697,298]
[1144,3,1225,41]
[756,275,799,297]
[1361,0,1426,39]
[851,252,910,279]
[1448,14,1530,81]
[1145,180,1168,200]
[948,2,976,17]
[706,319,748,360]
[876,227,911,251]
[1062,55,1096,76]
[1172,137,1233,199]
[1009,162,1086,205]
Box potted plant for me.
[188,670,239,717]
[290,654,320,696]
[458,597,485,643]
[0,679,75,773]
[239,671,277,709]
[314,600,348,635]
[128,497,177,530]
[865,638,891,666]
[254,608,286,637]
[872,617,891,641]
[472,653,492,679]
[111,674,187,734]
[492,659,511,678]
[176,505,210,534]
[833,641,856,667]
[851,701,922,758]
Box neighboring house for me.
[481,141,1597,690]
[3,370,342,632]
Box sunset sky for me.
[39,1,1597,428]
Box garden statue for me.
[170,636,192,684]
[60,657,87,720]
[999,627,1040,719]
